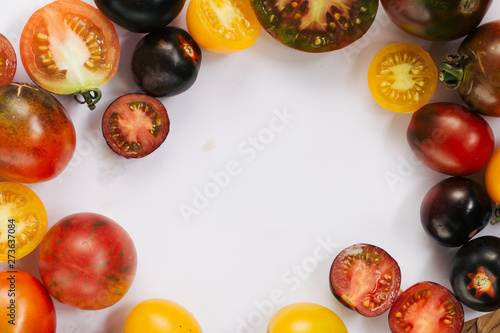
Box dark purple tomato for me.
[440,20,500,117]
[94,0,186,33]
[420,177,492,247]
[131,26,201,97]
[450,236,500,312]
[381,0,492,41]
[251,0,378,53]
[407,102,494,176]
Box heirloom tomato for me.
[124,298,203,333]
[450,236,500,312]
[0,82,76,183]
[329,243,401,317]
[267,302,347,333]
[38,212,137,310]
[367,42,438,113]
[251,0,378,52]
[20,0,120,110]
[485,147,500,206]
[95,0,186,33]
[381,0,492,41]
[440,20,500,117]
[186,0,261,53]
[0,270,56,333]
[407,102,494,176]
[388,281,464,333]
[0,34,16,87]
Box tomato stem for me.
[439,50,467,90]
[74,89,102,110]
[490,206,500,225]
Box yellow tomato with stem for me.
[186,0,261,53]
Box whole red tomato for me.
[0,270,56,333]
[38,212,137,310]
[407,102,494,176]
[0,82,76,183]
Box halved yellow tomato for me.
[0,182,47,262]
[186,0,261,53]
[368,42,438,113]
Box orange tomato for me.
[486,147,500,205]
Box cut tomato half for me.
[0,34,16,87]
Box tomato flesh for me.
[0,34,16,87]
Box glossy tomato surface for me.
[38,212,137,310]
[0,34,16,87]
[0,270,56,333]
[329,243,401,317]
[440,20,500,117]
[267,302,348,333]
[450,236,500,312]
[95,0,186,33]
[20,0,120,109]
[388,281,464,333]
[0,83,76,183]
[381,0,492,41]
[252,0,378,52]
[486,147,500,205]
[406,102,494,176]
[131,26,202,97]
[124,298,203,333]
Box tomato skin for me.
[0,83,76,183]
[0,270,56,333]
[38,212,137,310]
[0,34,16,87]
[406,102,494,176]
[381,0,492,41]
[485,147,500,205]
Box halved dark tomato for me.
[329,243,401,317]
[20,0,120,110]
[0,34,16,87]
[102,94,170,159]
[251,0,379,52]
[388,281,464,333]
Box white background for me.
[1,0,500,332]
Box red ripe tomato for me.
[0,34,16,86]
[0,270,56,333]
[38,212,137,310]
[407,102,494,176]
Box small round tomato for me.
[0,182,47,262]
[131,26,202,97]
[38,212,137,310]
[20,0,120,110]
[267,302,348,333]
[388,281,464,333]
[368,43,438,113]
[0,34,16,86]
[0,270,56,333]
[124,298,203,333]
[0,82,76,184]
[450,236,500,312]
[102,94,170,159]
[485,147,500,206]
[251,0,378,52]
[186,0,261,53]
[329,243,401,317]
[406,102,494,176]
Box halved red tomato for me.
[20,0,120,110]
[0,34,16,86]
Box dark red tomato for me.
[440,20,500,117]
[0,82,76,183]
[0,270,56,333]
[38,212,137,310]
[0,34,16,86]
[131,26,201,97]
[252,0,378,52]
[102,94,170,158]
[450,236,500,312]
[388,281,464,333]
[407,102,494,176]
[381,0,492,41]
[94,0,186,33]
[420,176,492,247]
[329,243,401,317]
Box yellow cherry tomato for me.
[186,0,261,53]
[486,147,500,206]
[368,42,438,113]
[267,302,348,333]
[123,298,202,333]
